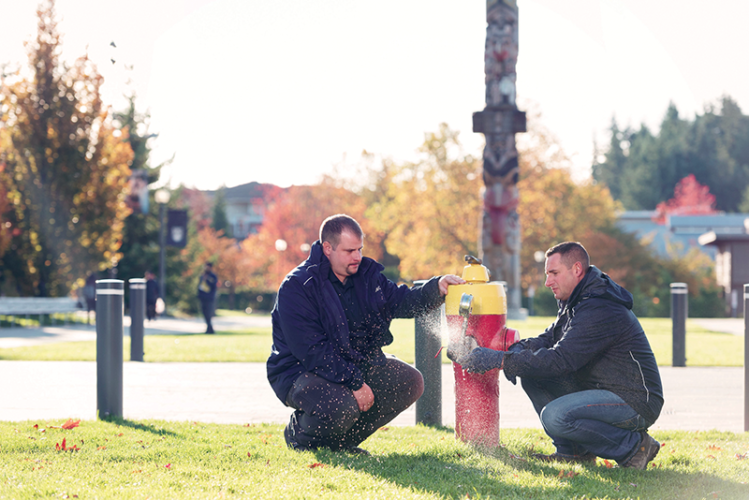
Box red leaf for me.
[33,424,39,429]
[308,462,326,468]
[247,452,251,458]
[61,419,80,430]
[165,463,172,469]
[603,459,613,469]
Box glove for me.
[456,347,504,374]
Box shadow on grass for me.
[102,417,179,437]
[312,438,749,499]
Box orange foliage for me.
[652,174,718,224]
[250,182,382,289]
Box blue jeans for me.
[522,376,650,462]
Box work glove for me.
[456,347,504,374]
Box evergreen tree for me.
[211,187,231,237]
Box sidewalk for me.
[0,315,746,433]
[0,361,745,433]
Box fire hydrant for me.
[445,255,519,447]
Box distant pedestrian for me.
[145,271,160,321]
[197,262,218,334]
[83,273,97,325]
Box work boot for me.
[283,411,315,452]
[620,431,660,469]
[531,451,597,464]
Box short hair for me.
[545,241,590,270]
[319,214,364,248]
[205,262,213,268]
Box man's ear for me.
[322,241,332,257]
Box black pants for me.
[284,356,424,450]
[200,298,214,333]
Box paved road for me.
[0,315,746,432]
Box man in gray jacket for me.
[456,242,663,469]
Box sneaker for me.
[531,452,597,464]
[621,432,660,469]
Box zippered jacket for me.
[504,266,664,424]
[266,241,442,403]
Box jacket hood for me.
[566,265,633,311]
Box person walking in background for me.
[145,271,159,321]
[83,272,97,325]
[198,262,218,334]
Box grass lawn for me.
[0,316,744,366]
[2,419,747,499]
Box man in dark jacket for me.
[456,242,663,469]
[267,214,464,454]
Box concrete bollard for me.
[96,279,124,419]
[670,283,688,367]
[414,280,442,426]
[744,284,749,432]
[129,278,146,362]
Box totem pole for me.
[473,0,526,318]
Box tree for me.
[652,174,718,224]
[517,120,622,295]
[367,123,482,281]
[211,187,231,237]
[0,0,132,296]
[248,182,381,291]
[594,97,749,213]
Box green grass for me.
[0,317,744,366]
[1,419,747,499]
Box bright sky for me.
[1,0,747,190]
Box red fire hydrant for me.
[445,256,519,447]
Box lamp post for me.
[275,239,287,288]
[155,189,171,315]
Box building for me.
[206,182,281,240]
[617,211,748,260]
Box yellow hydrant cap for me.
[462,263,490,283]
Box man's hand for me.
[456,347,504,374]
[439,274,466,296]
[352,383,375,412]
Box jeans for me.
[285,356,424,450]
[522,376,650,462]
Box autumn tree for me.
[366,123,482,281]
[248,182,382,290]
[652,174,718,224]
[0,0,132,296]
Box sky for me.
[1,0,747,190]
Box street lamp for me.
[300,243,311,254]
[275,239,287,288]
[155,189,171,315]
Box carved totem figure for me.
[473,0,525,316]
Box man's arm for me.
[390,274,466,318]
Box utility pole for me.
[473,0,526,318]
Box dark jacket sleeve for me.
[391,276,443,318]
[503,299,620,379]
[276,278,365,390]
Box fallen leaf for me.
[707,454,716,459]
[247,452,251,458]
[308,462,326,468]
[97,446,106,451]
[165,463,172,469]
[629,483,637,487]
[735,452,748,460]
[61,419,80,430]
[707,444,721,451]
[558,470,565,478]
[603,459,613,469]
[33,424,39,429]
